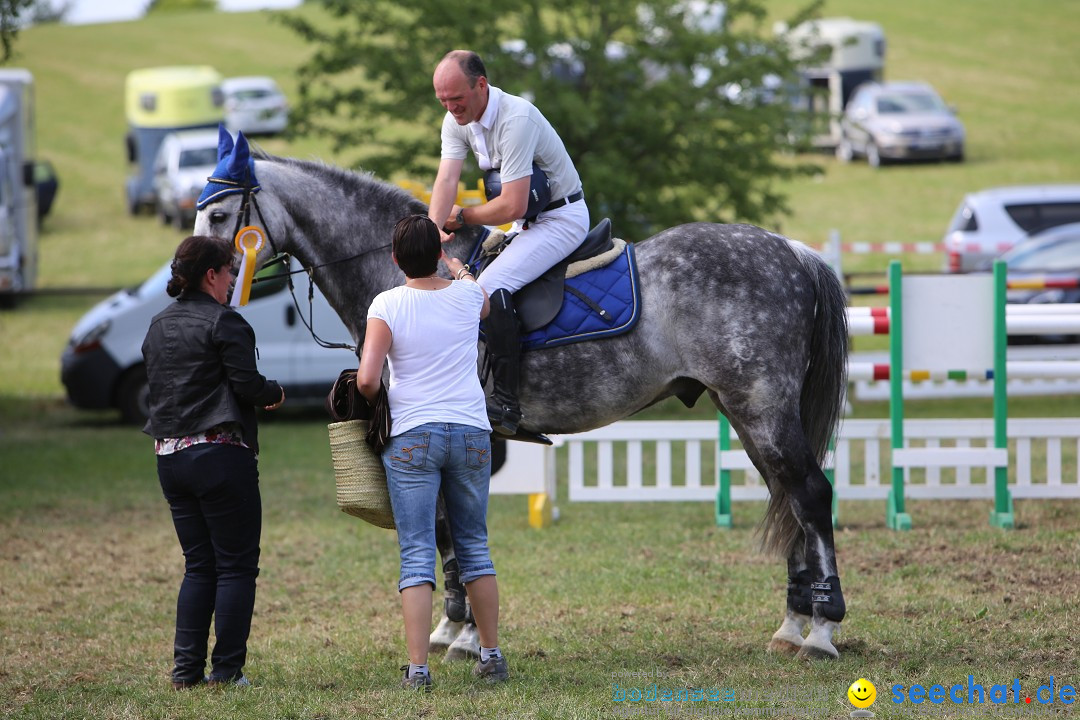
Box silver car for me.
[836,81,965,167]
[944,185,1080,272]
[223,76,289,136]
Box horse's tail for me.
[761,241,849,557]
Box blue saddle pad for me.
[520,241,641,351]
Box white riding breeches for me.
[476,199,591,295]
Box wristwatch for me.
[455,207,465,227]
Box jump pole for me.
[991,259,1014,529]
[887,261,911,531]
[716,413,732,529]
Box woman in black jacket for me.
[142,235,285,689]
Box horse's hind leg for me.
[715,397,844,660]
[428,495,480,660]
[777,457,843,660]
[429,496,471,655]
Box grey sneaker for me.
[207,674,250,688]
[400,665,432,691]
[472,655,509,683]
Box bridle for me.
[214,178,392,352]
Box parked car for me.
[997,223,1080,344]
[943,184,1080,273]
[222,76,289,135]
[836,81,965,167]
[151,129,219,230]
[61,256,356,424]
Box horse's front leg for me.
[767,555,812,655]
[428,494,480,660]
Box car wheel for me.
[836,138,854,163]
[867,142,882,168]
[948,149,965,163]
[158,204,172,226]
[116,365,150,425]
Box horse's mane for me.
[250,146,424,211]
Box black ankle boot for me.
[483,289,522,435]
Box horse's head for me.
[193,125,279,270]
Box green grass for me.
[3,3,1080,718]
[2,400,1078,719]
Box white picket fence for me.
[555,419,1080,503]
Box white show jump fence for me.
[550,418,1080,522]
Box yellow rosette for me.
[230,225,265,307]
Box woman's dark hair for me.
[166,235,234,298]
[392,215,441,278]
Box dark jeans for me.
[157,443,261,684]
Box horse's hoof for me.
[766,637,803,655]
[428,617,465,655]
[445,644,480,661]
[444,623,480,661]
[795,643,839,660]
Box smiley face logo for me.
[848,678,877,709]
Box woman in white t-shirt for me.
[357,214,508,689]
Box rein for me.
[225,184,391,353]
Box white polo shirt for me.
[441,85,582,206]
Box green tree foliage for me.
[28,0,71,25]
[0,0,34,62]
[280,0,824,239]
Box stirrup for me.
[487,402,522,436]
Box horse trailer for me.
[0,69,38,304]
[778,17,886,150]
[124,66,224,216]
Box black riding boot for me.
[483,289,522,435]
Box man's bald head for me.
[437,50,487,88]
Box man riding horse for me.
[428,49,590,436]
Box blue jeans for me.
[382,422,495,591]
[157,443,261,684]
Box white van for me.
[943,185,1080,272]
[61,257,356,423]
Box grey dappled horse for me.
[194,152,850,660]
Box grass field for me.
[2,2,1080,718]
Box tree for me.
[0,0,34,62]
[28,0,72,25]
[279,0,824,240]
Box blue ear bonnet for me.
[196,125,260,210]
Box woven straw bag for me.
[327,419,395,529]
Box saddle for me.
[473,218,614,332]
